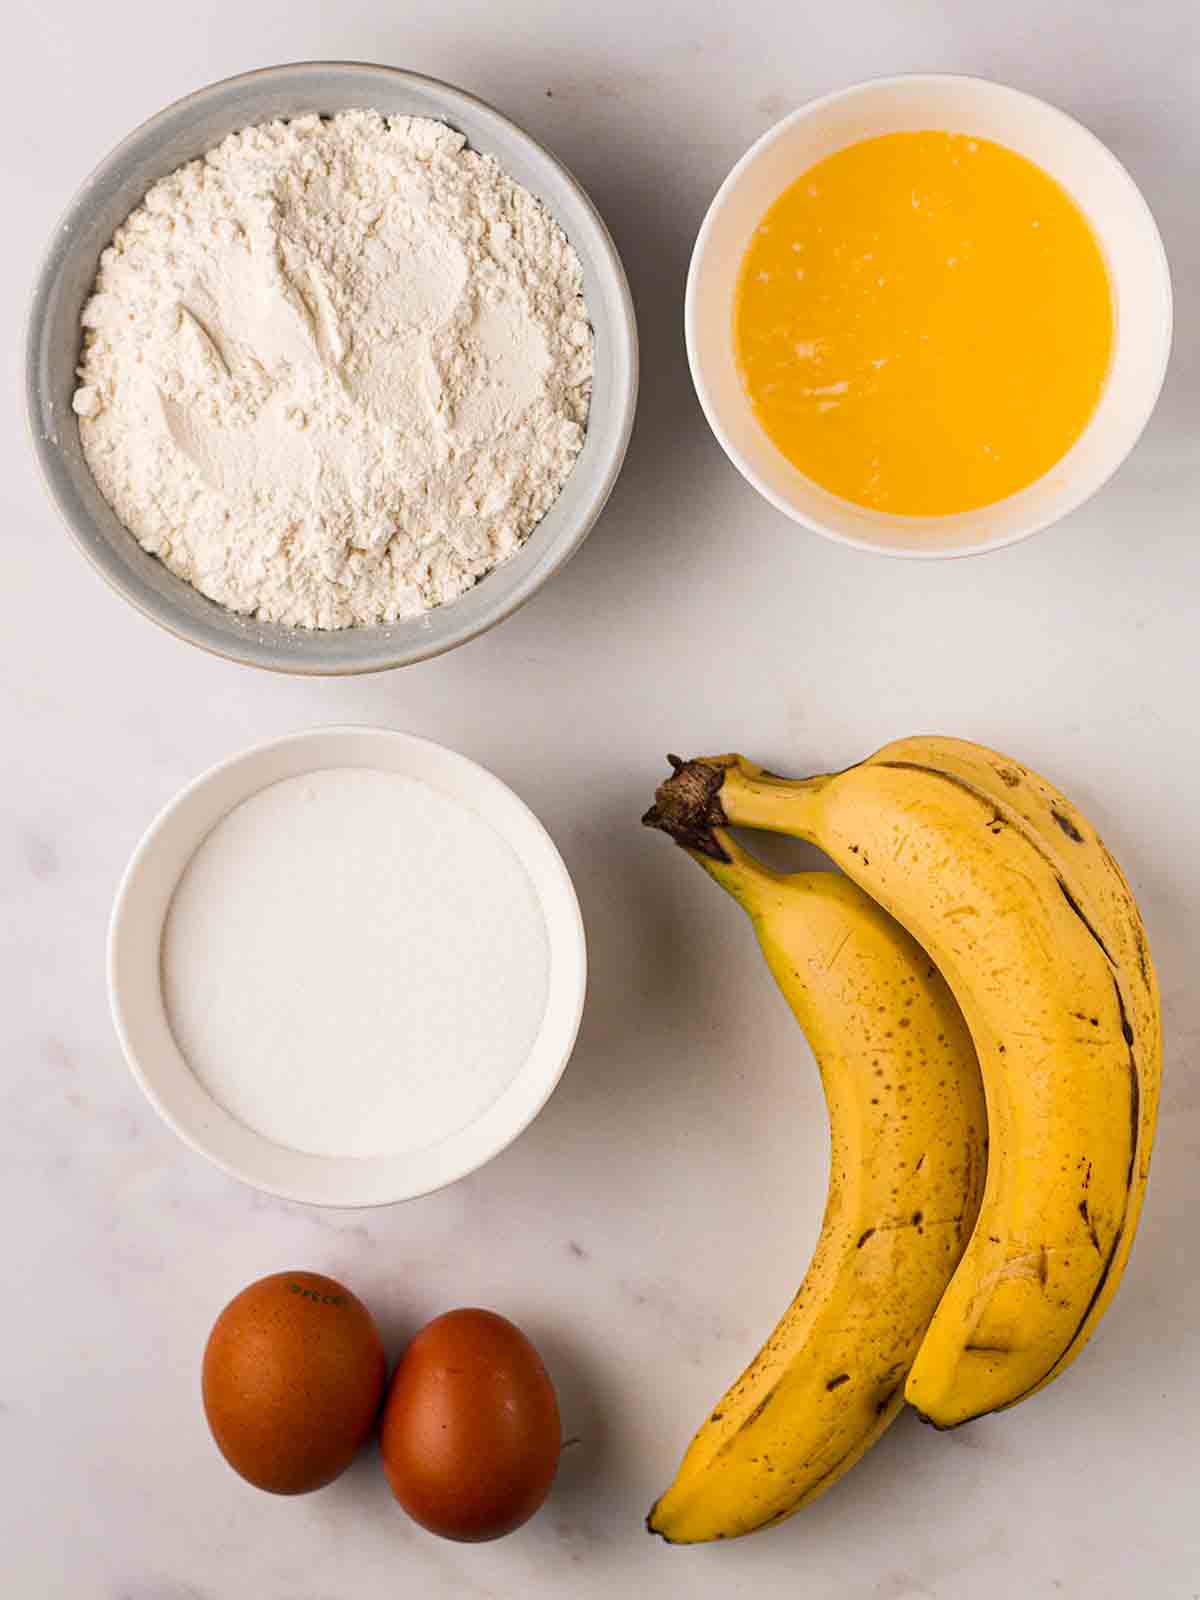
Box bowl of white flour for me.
[108,726,587,1205]
[27,63,637,672]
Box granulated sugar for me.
[160,768,550,1159]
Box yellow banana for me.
[859,735,1160,1099]
[640,817,986,1541]
[649,742,1161,1428]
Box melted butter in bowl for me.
[735,131,1114,517]
[686,75,1171,557]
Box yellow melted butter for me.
[735,131,1114,516]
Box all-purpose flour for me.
[160,769,550,1159]
[73,112,593,628]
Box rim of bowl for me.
[27,62,639,671]
[684,72,1174,560]
[107,724,588,1206]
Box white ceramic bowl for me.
[108,727,587,1206]
[28,63,638,671]
[686,74,1172,558]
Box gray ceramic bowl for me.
[26,63,638,674]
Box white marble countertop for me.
[4,2,1199,1595]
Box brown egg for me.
[380,1308,561,1541]
[202,1270,386,1494]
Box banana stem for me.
[718,763,825,839]
[642,754,825,856]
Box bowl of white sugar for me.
[108,726,586,1205]
[27,63,637,673]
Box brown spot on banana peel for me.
[1078,1198,1104,1254]
[1051,809,1085,842]
[861,1214,963,1239]
[825,1373,851,1391]
[742,1390,778,1428]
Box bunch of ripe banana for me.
[642,736,1161,1544]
